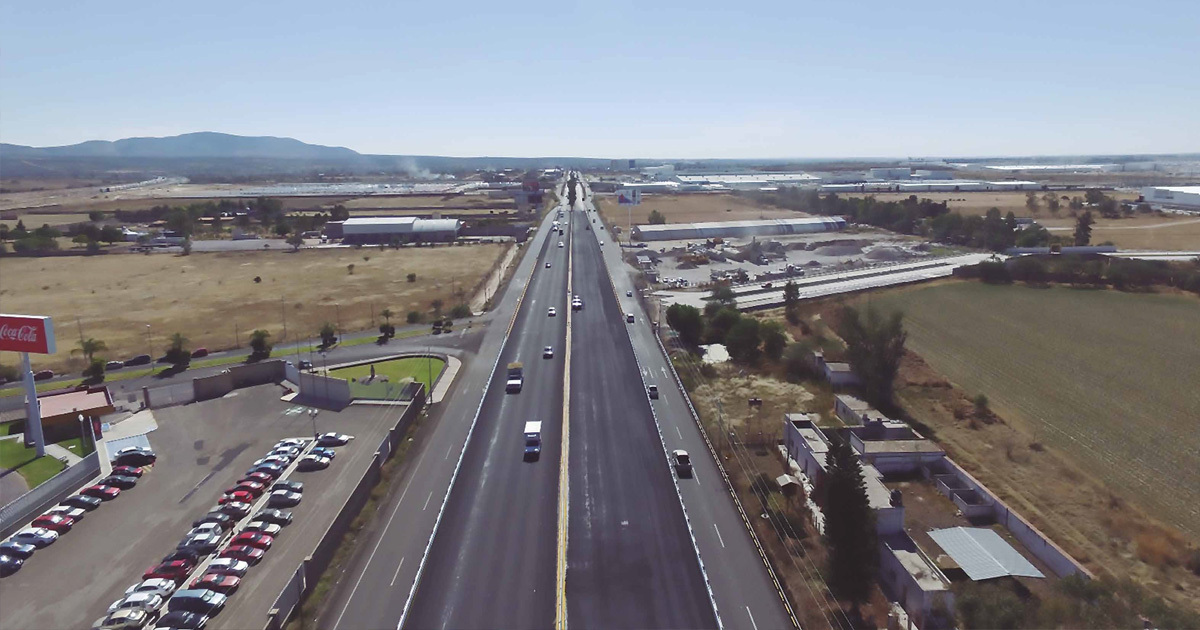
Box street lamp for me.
[309,408,319,438]
[145,324,152,358]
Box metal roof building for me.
[336,217,461,243]
[1142,185,1200,209]
[928,527,1044,581]
[632,217,846,241]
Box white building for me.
[1142,186,1200,210]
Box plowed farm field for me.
[870,281,1200,537]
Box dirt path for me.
[469,242,519,312]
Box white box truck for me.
[524,422,542,461]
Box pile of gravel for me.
[814,244,863,256]
[865,246,908,261]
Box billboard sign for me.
[0,314,56,354]
[617,189,642,206]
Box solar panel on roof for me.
[928,527,1044,581]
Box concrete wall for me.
[0,451,100,539]
[143,382,195,409]
[295,372,352,410]
[193,371,235,402]
[230,360,287,388]
[878,536,954,628]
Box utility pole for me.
[281,297,288,343]
[76,317,85,347]
[335,303,342,335]
[234,321,240,349]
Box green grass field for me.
[331,357,445,400]
[869,281,1200,536]
[0,439,66,488]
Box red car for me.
[81,484,121,500]
[31,514,74,533]
[192,573,241,595]
[218,490,255,505]
[232,481,266,497]
[143,560,193,581]
[112,465,144,477]
[238,472,273,486]
[231,532,273,550]
[219,545,264,565]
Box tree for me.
[88,211,104,222]
[1074,211,1095,246]
[381,309,393,326]
[407,273,417,283]
[725,318,761,363]
[824,437,878,603]
[249,330,272,359]
[286,233,304,251]
[319,322,338,348]
[647,210,666,224]
[99,225,123,243]
[0,224,8,241]
[406,310,421,324]
[347,263,355,275]
[75,337,107,363]
[450,304,472,318]
[706,307,742,345]
[1084,189,1107,206]
[330,204,350,222]
[837,305,907,407]
[430,299,444,317]
[83,357,106,381]
[760,320,787,361]
[165,333,190,365]
[782,280,801,325]
[274,220,292,237]
[181,238,192,256]
[1025,191,1040,214]
[665,304,704,347]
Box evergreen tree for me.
[824,437,878,603]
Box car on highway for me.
[310,446,336,460]
[92,608,153,630]
[238,472,274,486]
[543,345,554,359]
[0,541,36,559]
[63,494,103,510]
[242,521,282,536]
[106,360,126,371]
[192,512,233,531]
[190,348,209,358]
[125,578,178,599]
[33,369,54,381]
[216,501,251,518]
[143,560,193,582]
[204,558,249,578]
[219,545,263,565]
[316,432,353,446]
[545,262,551,268]
[154,609,209,629]
[272,479,303,493]
[46,504,87,522]
[191,573,240,595]
[178,532,222,555]
[647,384,659,399]
[0,554,23,577]
[298,359,314,371]
[11,527,58,548]
[625,313,635,323]
[571,297,583,310]
[112,465,145,477]
[253,508,293,526]
[107,591,165,616]
[113,446,157,467]
[125,354,153,366]
[231,531,273,550]
[267,489,302,508]
[168,588,227,615]
[218,490,255,505]
[600,240,604,245]
[547,307,556,317]
[102,474,139,490]
[558,241,564,248]
[31,514,74,533]
[296,454,330,471]
[672,450,693,478]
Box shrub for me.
[450,304,472,319]
[406,311,421,324]
[407,273,417,282]
[973,394,989,415]
[977,261,1012,284]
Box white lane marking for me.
[675,426,683,440]
[713,523,726,548]
[445,443,454,460]
[661,366,668,378]
[746,606,759,630]
[389,556,407,587]
[423,490,434,511]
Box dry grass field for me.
[869,282,1200,538]
[843,190,1140,217]
[0,244,506,372]
[597,193,805,228]
[1039,215,1200,250]
[339,194,509,210]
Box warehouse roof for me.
[928,527,1044,581]
[634,217,846,235]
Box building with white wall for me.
[1142,186,1200,210]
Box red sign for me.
[0,314,56,354]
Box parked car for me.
[218,490,255,505]
[241,521,282,536]
[296,455,330,472]
[275,438,308,449]
[11,528,58,548]
[125,578,178,599]
[125,354,153,366]
[92,608,153,630]
[310,447,336,460]
[0,554,23,577]
[246,463,284,478]
[168,588,227,616]
[316,432,353,446]
[238,472,274,486]
[106,360,126,371]
[271,480,303,493]
[33,369,54,381]
[204,558,250,578]
[267,448,300,462]
[102,474,138,490]
[190,348,209,358]
[31,514,74,533]
[63,494,103,510]
[216,501,251,518]
[252,456,290,468]
[0,541,36,559]
[185,523,223,539]
[192,573,240,595]
[161,548,201,566]
[46,505,86,522]
[267,490,302,508]
[107,592,165,615]
[218,545,263,565]
[112,465,145,478]
[113,446,156,467]
[154,610,209,629]
[253,509,293,527]
[143,560,192,582]
[231,481,266,497]
[297,360,313,371]
[192,512,233,531]
[178,532,222,555]
[82,484,121,500]
[230,532,273,550]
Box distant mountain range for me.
[1,132,360,160]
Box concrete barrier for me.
[193,371,235,401]
[0,451,101,539]
[143,382,195,409]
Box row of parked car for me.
[92,432,352,629]
[29,349,213,381]
[0,446,157,578]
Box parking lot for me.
[0,383,405,630]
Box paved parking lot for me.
[0,383,404,630]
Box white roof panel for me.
[928,527,1044,581]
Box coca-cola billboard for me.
[0,314,56,354]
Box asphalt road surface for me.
[566,192,718,628]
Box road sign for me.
[0,314,55,354]
[617,188,641,206]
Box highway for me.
[566,187,719,628]
[321,200,568,629]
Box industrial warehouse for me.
[631,216,847,241]
[324,217,462,244]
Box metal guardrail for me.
[0,451,101,539]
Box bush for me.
[973,394,989,414]
[407,273,417,282]
[955,581,1027,629]
[406,311,421,324]
[977,261,1012,284]
[450,304,472,318]
[783,342,817,381]
[83,358,105,380]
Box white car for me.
[600,241,604,245]
[626,290,633,297]
[547,307,557,317]
[545,262,551,268]
[185,523,223,538]
[297,454,331,471]
[125,578,178,599]
[316,432,353,446]
[275,438,309,449]
[108,592,164,615]
[626,313,635,323]
[242,521,282,536]
[11,528,57,548]
[558,241,564,248]
[46,505,86,522]
[543,346,554,359]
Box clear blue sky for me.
[2,0,1197,159]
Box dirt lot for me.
[0,244,506,372]
[858,281,1200,614]
[340,194,510,210]
[598,193,805,228]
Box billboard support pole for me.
[21,352,46,457]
